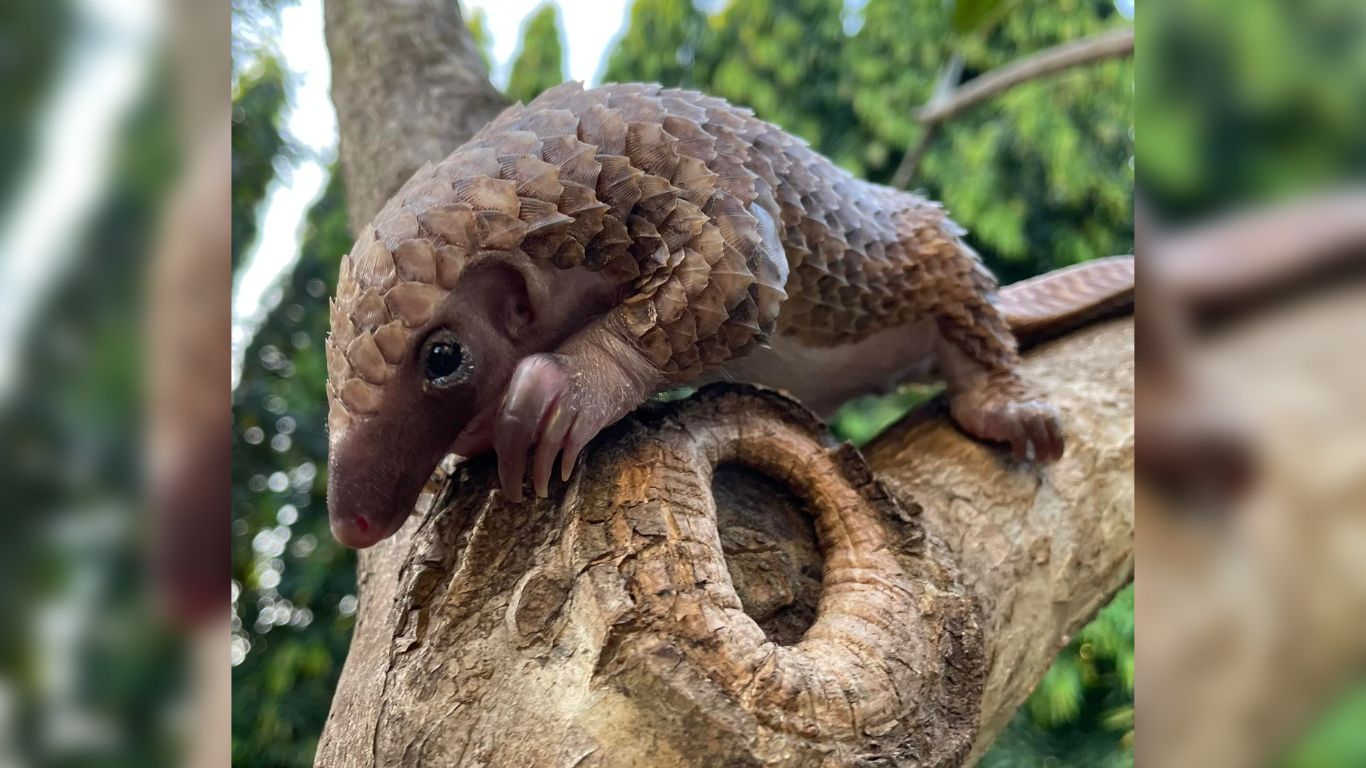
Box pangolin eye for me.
[423,338,466,384]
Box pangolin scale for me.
[324,82,1133,547]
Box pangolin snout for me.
[326,428,433,549]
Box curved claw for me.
[533,401,576,498]
[560,414,598,482]
[495,342,657,501]
[1034,406,1066,462]
[1011,400,1064,462]
[496,355,569,502]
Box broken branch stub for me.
[317,385,986,767]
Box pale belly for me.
[706,319,942,417]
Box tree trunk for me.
[324,0,507,229]
[317,3,1134,764]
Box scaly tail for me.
[996,256,1135,347]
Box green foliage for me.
[1031,586,1133,728]
[705,0,864,167]
[231,57,293,271]
[980,586,1136,767]
[953,0,1013,34]
[604,0,711,88]
[1138,0,1366,220]
[229,12,356,767]
[0,0,67,215]
[506,3,566,103]
[849,0,1134,282]
[829,386,937,447]
[231,168,356,768]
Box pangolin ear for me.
[456,260,538,340]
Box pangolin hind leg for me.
[935,287,1065,462]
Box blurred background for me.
[0,0,226,764]
[1138,1,1366,766]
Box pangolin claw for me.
[495,353,613,501]
[950,379,1065,464]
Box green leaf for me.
[952,0,1005,33]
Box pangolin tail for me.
[996,255,1135,348]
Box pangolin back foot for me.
[949,371,1064,463]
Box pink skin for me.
[496,355,584,501]
[329,335,653,547]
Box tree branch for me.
[865,319,1135,762]
[892,27,1134,188]
[313,316,1134,767]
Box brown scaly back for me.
[328,82,1019,433]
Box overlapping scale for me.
[328,81,1011,422]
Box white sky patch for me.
[464,0,632,88]
[0,0,159,402]
[231,0,337,388]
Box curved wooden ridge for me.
[574,387,985,764]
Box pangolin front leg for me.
[495,311,664,500]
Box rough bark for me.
[324,0,507,229]
[864,320,1135,763]
[313,317,1134,767]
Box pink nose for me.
[326,426,437,549]
[329,511,386,549]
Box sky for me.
[466,0,633,89]
[231,0,634,386]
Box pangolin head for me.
[322,81,749,546]
[324,166,551,548]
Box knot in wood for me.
[570,384,986,766]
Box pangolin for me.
[324,82,1134,548]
